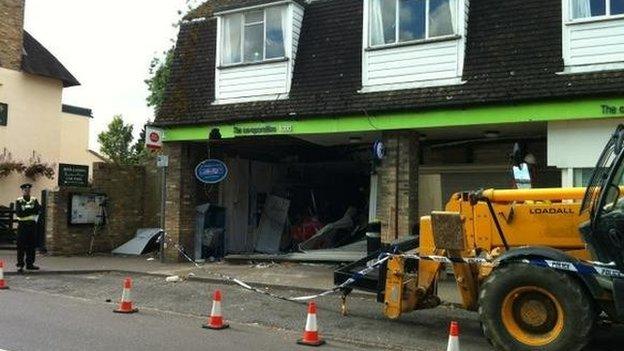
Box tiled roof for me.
[156,0,624,126]
[21,31,80,88]
[62,104,93,118]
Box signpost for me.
[157,155,169,263]
[58,164,89,187]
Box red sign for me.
[145,126,163,150]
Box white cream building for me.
[0,0,103,206]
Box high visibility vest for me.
[16,197,39,222]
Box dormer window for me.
[570,0,624,19]
[369,0,457,48]
[361,0,466,92]
[562,0,624,73]
[221,6,287,65]
[214,1,305,104]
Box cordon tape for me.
[158,232,624,302]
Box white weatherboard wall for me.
[548,118,624,169]
[564,17,624,69]
[361,0,468,92]
[214,2,304,104]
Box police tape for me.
[159,232,390,302]
[159,232,624,302]
[395,253,624,279]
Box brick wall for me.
[163,142,221,262]
[45,162,161,255]
[0,0,24,71]
[377,131,419,244]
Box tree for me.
[145,49,174,112]
[131,122,153,164]
[98,115,135,165]
[145,0,201,111]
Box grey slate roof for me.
[21,31,80,87]
[62,104,93,118]
[155,0,624,126]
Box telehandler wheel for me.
[478,263,595,351]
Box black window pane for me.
[612,0,624,14]
[591,0,607,16]
[399,0,425,42]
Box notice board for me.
[59,164,89,187]
[69,193,107,225]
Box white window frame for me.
[566,0,624,23]
[220,6,287,66]
[368,0,459,49]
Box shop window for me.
[573,167,608,186]
[221,6,287,65]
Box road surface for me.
[0,288,363,351]
[1,272,623,350]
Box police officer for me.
[15,183,41,273]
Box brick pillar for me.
[377,131,419,244]
[0,0,24,71]
[163,142,197,262]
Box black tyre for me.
[479,263,595,351]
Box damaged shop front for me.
[163,131,377,263]
[160,120,560,264]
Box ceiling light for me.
[483,131,500,139]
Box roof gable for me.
[21,31,80,87]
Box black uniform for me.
[15,196,41,268]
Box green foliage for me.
[131,122,153,165]
[145,49,174,112]
[145,0,201,111]
[98,115,136,165]
[24,152,55,180]
[0,150,25,179]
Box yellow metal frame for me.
[384,187,591,317]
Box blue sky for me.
[24,0,197,149]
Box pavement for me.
[0,250,463,302]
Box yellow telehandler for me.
[336,125,624,351]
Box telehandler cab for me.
[336,125,624,351]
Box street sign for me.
[373,140,385,160]
[0,103,7,126]
[145,126,164,150]
[58,163,89,187]
[156,155,169,168]
[195,159,228,184]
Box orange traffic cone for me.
[0,260,8,290]
[203,290,229,330]
[297,301,325,346]
[446,321,460,351]
[114,277,138,313]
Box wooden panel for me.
[567,18,624,66]
[222,157,250,254]
[363,27,463,89]
[217,61,289,102]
